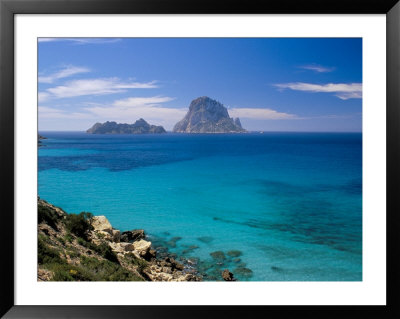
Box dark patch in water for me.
[181,245,200,255]
[234,267,253,278]
[210,251,226,261]
[271,266,284,273]
[166,236,182,248]
[197,236,214,244]
[251,178,362,198]
[213,202,361,256]
[227,250,242,258]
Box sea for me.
[38,132,362,281]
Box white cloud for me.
[39,66,90,83]
[40,78,158,100]
[38,106,92,119]
[38,92,51,103]
[113,96,175,107]
[83,96,184,129]
[299,65,335,73]
[229,108,297,120]
[274,82,362,100]
[38,38,121,44]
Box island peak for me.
[173,96,246,133]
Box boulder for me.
[109,242,125,253]
[119,242,135,252]
[222,269,235,281]
[133,239,152,257]
[91,216,112,234]
[120,229,145,242]
[112,229,121,243]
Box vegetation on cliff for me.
[37,198,200,281]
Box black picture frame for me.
[1,0,399,318]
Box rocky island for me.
[173,96,246,133]
[86,119,166,134]
[38,134,46,147]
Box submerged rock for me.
[166,236,182,248]
[197,236,214,244]
[271,266,284,273]
[182,245,200,255]
[234,267,253,278]
[227,250,242,258]
[210,251,226,261]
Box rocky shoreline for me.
[38,198,208,281]
[88,215,201,281]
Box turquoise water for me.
[38,132,362,281]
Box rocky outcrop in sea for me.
[38,134,46,147]
[173,96,246,133]
[86,119,166,134]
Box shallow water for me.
[38,132,362,281]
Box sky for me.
[38,38,362,132]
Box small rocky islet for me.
[38,198,252,281]
[38,134,47,147]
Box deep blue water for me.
[38,132,362,281]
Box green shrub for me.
[96,232,106,239]
[56,237,65,245]
[125,253,148,273]
[77,237,119,264]
[95,242,119,264]
[38,204,61,230]
[49,263,95,281]
[38,237,65,265]
[39,241,143,281]
[63,232,74,243]
[66,249,79,259]
[63,212,93,239]
[80,256,143,281]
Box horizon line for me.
[38,130,362,133]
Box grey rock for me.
[173,96,246,133]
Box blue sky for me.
[38,38,362,132]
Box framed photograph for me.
[1,0,399,317]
